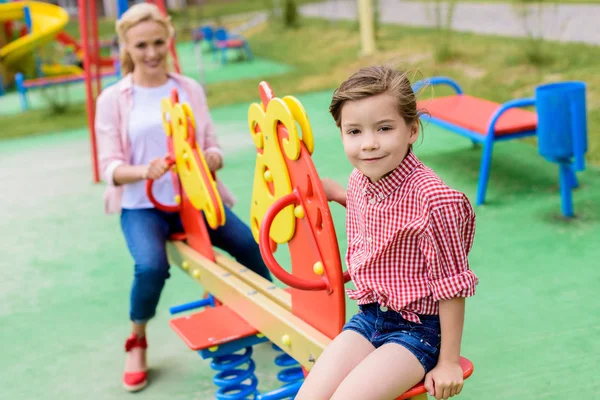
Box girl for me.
[94,3,271,392]
[296,66,478,400]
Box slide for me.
[0,1,68,68]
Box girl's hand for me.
[205,152,223,172]
[143,156,170,180]
[321,178,346,205]
[424,361,464,400]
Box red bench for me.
[414,77,538,206]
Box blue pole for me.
[559,162,574,218]
[15,73,29,111]
[23,6,32,32]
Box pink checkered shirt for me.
[345,150,478,323]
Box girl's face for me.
[125,20,169,79]
[340,93,419,182]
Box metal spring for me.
[211,346,259,400]
[270,344,304,398]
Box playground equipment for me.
[414,76,588,218]
[193,25,253,65]
[153,82,474,399]
[79,0,181,183]
[0,1,119,110]
[0,1,67,93]
[0,1,67,67]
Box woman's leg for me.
[295,330,375,400]
[120,208,173,372]
[206,206,272,281]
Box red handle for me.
[259,191,328,291]
[145,158,180,213]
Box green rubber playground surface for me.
[1,90,599,399]
[0,41,292,116]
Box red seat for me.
[394,357,474,400]
[418,94,537,136]
[217,39,245,48]
[169,305,258,351]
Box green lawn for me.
[3,16,598,165]
[2,89,599,399]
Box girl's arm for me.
[424,297,466,400]
[439,297,465,365]
[421,199,477,399]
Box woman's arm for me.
[190,80,223,172]
[96,87,171,185]
[95,89,127,185]
[113,157,171,185]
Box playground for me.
[1,1,599,399]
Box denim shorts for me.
[342,303,441,373]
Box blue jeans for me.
[342,303,441,373]
[121,207,272,323]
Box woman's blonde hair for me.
[329,66,426,132]
[115,3,175,76]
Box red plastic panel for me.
[169,306,258,351]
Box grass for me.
[2,15,599,165]
[421,0,600,3]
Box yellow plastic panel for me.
[163,98,225,229]
[248,99,297,244]
[283,96,314,155]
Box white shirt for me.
[121,78,188,209]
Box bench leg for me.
[476,140,494,206]
[568,163,579,189]
[559,162,574,218]
[244,42,253,60]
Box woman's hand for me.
[205,152,223,172]
[143,156,171,180]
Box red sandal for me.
[123,333,148,392]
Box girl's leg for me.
[206,206,272,281]
[331,343,426,400]
[120,208,173,372]
[295,330,375,400]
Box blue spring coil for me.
[272,344,304,396]
[211,347,259,400]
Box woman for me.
[95,3,272,392]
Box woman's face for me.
[125,20,169,79]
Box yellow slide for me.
[0,1,69,68]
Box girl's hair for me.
[329,66,426,131]
[115,3,175,76]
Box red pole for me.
[89,0,102,96]
[78,0,100,183]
